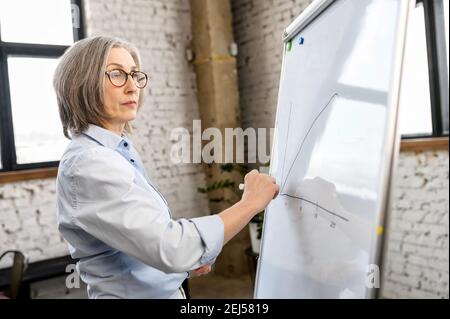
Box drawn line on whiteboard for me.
[280,102,293,189]
[280,93,339,193]
[279,193,349,222]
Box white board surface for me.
[255,0,412,299]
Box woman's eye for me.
[110,71,121,78]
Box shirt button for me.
[124,142,128,147]
[130,159,135,163]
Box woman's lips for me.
[122,101,137,107]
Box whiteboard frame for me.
[374,0,414,299]
[254,0,414,299]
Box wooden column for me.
[189,0,250,277]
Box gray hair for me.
[53,36,144,139]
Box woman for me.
[54,36,279,299]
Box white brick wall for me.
[382,150,449,299]
[231,0,312,161]
[231,0,449,299]
[0,179,68,268]
[0,0,210,269]
[232,0,313,131]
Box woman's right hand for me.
[240,169,279,214]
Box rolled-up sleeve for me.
[189,215,224,265]
[69,147,224,274]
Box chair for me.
[0,250,28,299]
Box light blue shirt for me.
[56,124,224,299]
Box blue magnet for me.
[299,37,305,45]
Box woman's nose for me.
[124,75,138,93]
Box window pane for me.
[399,3,433,136]
[0,0,74,45]
[7,57,69,164]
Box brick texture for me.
[382,150,449,299]
[0,179,68,268]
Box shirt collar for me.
[82,124,131,150]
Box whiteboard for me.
[255,0,412,299]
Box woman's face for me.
[102,47,140,133]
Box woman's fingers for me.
[268,176,278,198]
[193,264,212,276]
[241,171,280,213]
[273,183,280,199]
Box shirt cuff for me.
[189,214,224,265]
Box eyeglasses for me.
[105,69,148,89]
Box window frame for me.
[0,0,84,173]
[402,0,449,139]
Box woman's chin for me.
[124,111,137,121]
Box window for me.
[399,0,449,138]
[0,0,83,172]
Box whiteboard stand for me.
[254,0,413,299]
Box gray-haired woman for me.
[54,36,279,299]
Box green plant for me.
[197,163,248,204]
[251,211,264,240]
